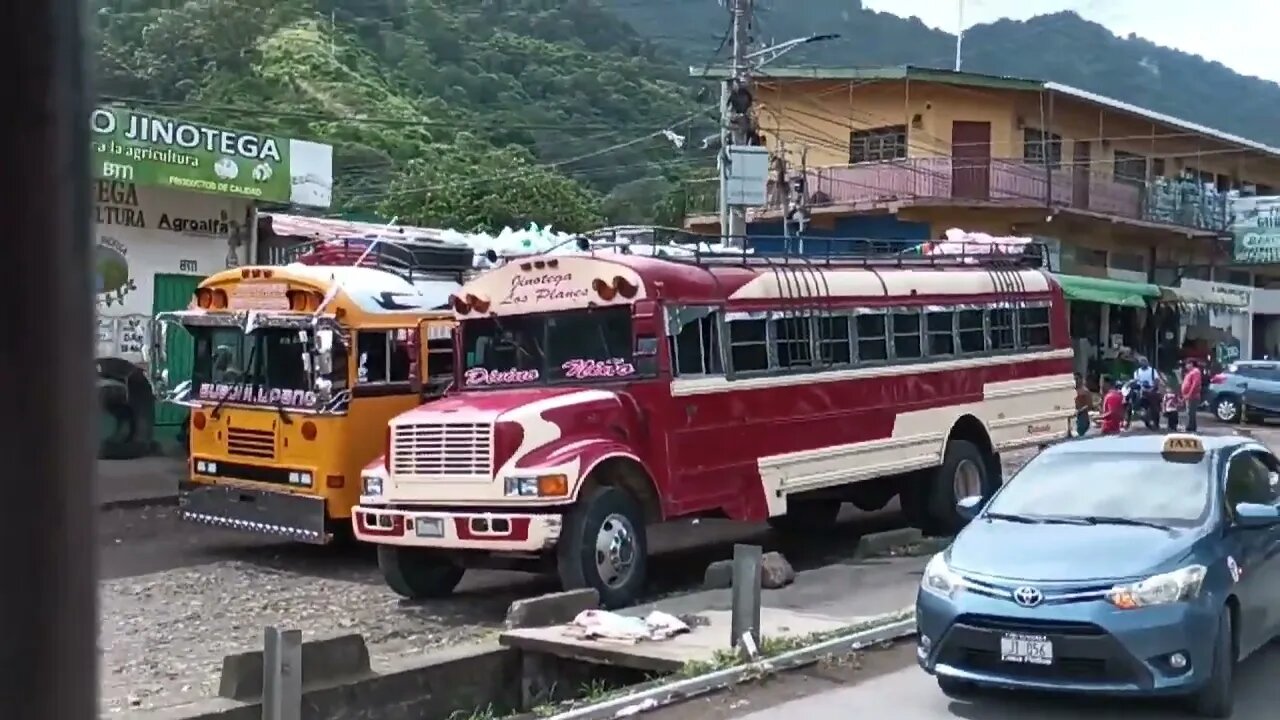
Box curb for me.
[100,494,179,511]
[542,610,917,720]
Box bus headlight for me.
[1107,565,1206,609]
[287,472,313,487]
[362,475,383,497]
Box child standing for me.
[1161,378,1182,431]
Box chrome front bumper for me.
[178,482,330,544]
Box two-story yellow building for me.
[686,65,1280,371]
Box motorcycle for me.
[1122,379,1160,430]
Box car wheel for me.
[377,546,465,599]
[1189,606,1235,718]
[1215,396,1242,423]
[936,675,976,699]
[557,486,648,609]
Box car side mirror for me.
[1234,502,1280,529]
[956,495,984,522]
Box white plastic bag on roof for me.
[917,229,1032,261]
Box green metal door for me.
[151,273,203,442]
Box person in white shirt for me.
[1132,356,1157,390]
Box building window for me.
[1109,251,1146,273]
[1151,157,1167,178]
[1023,127,1062,168]
[1114,150,1147,185]
[855,313,888,361]
[850,125,908,164]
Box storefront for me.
[92,104,333,458]
[1173,279,1252,369]
[1055,274,1162,386]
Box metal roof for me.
[691,64,1280,160]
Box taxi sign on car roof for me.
[1162,434,1206,463]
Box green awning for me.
[1052,274,1159,308]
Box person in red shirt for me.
[1099,376,1125,435]
[1181,359,1203,433]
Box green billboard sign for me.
[1230,195,1280,264]
[89,106,331,207]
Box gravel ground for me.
[90,439,1159,715]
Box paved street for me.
[700,641,1278,720]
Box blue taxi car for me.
[915,433,1280,717]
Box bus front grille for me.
[227,427,276,459]
[391,422,492,478]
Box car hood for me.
[396,386,596,422]
[947,517,1200,582]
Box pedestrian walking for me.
[1181,358,1203,433]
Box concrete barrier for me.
[218,633,371,701]
[127,642,522,720]
[505,589,599,629]
[853,527,924,558]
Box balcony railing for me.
[685,158,1230,233]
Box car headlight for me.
[921,553,963,599]
[361,475,383,497]
[1106,565,1207,609]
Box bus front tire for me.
[556,486,648,610]
[903,439,993,537]
[377,546,465,600]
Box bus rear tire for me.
[557,486,648,610]
[378,546,465,599]
[906,439,993,537]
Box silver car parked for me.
[1204,360,1280,423]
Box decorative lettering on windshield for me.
[501,272,590,306]
[561,358,636,380]
[197,383,319,408]
[464,367,541,386]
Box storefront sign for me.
[1229,195,1280,264]
[197,383,318,408]
[90,105,334,208]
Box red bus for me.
[353,238,1075,607]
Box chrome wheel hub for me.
[594,513,637,588]
[952,458,983,501]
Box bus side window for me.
[425,337,454,396]
[669,306,722,376]
[356,330,413,384]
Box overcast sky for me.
[861,0,1280,85]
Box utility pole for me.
[715,2,837,248]
[719,0,753,246]
[954,0,965,71]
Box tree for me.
[377,134,603,232]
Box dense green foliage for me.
[92,0,1279,231]
[93,0,715,230]
[608,1,1280,146]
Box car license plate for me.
[414,517,444,538]
[1000,633,1053,665]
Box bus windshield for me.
[460,307,636,388]
[189,326,348,410]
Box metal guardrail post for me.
[262,627,302,720]
[729,543,763,653]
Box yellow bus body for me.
[175,264,455,543]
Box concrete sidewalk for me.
[98,456,184,509]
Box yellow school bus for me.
[151,237,468,543]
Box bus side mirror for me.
[148,318,171,393]
[313,329,334,375]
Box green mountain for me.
[605,2,1280,147]
[91,1,1280,232]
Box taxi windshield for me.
[986,451,1213,526]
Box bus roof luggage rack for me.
[572,228,1051,272]
[286,234,474,282]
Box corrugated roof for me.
[263,213,452,241]
[691,64,1280,160]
